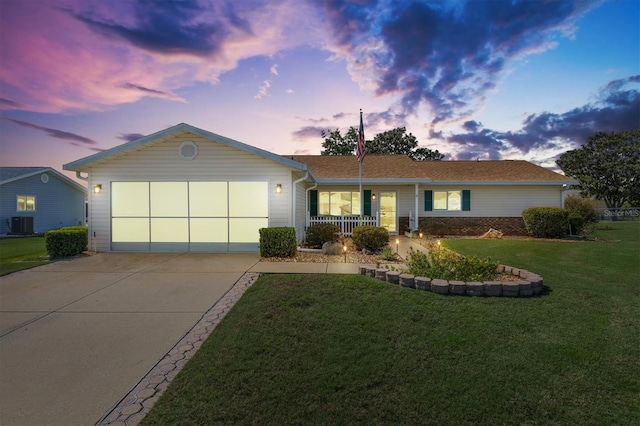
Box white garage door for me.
[110,181,268,252]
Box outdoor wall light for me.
[372,193,376,200]
[93,184,102,194]
[276,183,282,194]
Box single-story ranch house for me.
[0,167,87,235]
[63,123,576,253]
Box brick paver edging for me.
[97,272,261,426]
[361,265,544,297]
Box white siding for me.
[87,133,295,251]
[293,176,307,242]
[419,185,564,217]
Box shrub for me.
[259,227,297,258]
[564,194,598,231]
[569,216,585,235]
[45,226,88,258]
[522,207,569,238]
[406,247,497,281]
[378,246,397,261]
[352,226,389,252]
[305,223,339,248]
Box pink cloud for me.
[0,0,319,113]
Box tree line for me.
[320,126,445,161]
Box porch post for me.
[414,184,419,231]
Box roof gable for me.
[64,123,308,172]
[0,167,87,193]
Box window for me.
[433,191,461,210]
[17,195,35,212]
[425,190,470,211]
[319,191,361,215]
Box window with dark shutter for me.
[309,190,318,216]
[424,190,433,211]
[363,190,371,216]
[462,190,471,211]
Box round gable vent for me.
[40,173,49,183]
[179,141,198,160]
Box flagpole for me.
[357,108,365,218]
[359,158,363,217]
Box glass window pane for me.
[229,182,268,217]
[448,191,461,211]
[112,182,149,217]
[351,192,361,215]
[434,191,447,210]
[189,182,227,217]
[151,218,189,242]
[151,182,188,217]
[190,218,228,242]
[319,192,330,215]
[229,218,268,243]
[26,196,35,211]
[112,218,149,242]
[17,196,26,211]
[329,192,346,215]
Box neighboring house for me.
[63,123,576,253]
[0,167,87,235]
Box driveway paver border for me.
[97,272,261,426]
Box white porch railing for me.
[307,214,378,236]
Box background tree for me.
[409,147,445,161]
[556,129,640,209]
[320,127,357,155]
[320,125,445,160]
[366,127,417,155]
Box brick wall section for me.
[399,216,528,236]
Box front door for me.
[379,191,397,233]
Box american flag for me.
[356,109,365,163]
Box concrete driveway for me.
[0,252,259,426]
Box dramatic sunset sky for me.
[1,0,638,184]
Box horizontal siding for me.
[419,185,563,217]
[312,184,564,219]
[294,177,307,243]
[87,134,295,251]
[0,173,85,234]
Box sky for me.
[1,0,638,185]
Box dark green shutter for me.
[309,190,318,216]
[462,190,471,211]
[363,190,372,216]
[424,190,433,211]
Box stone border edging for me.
[97,272,261,426]
[360,265,543,297]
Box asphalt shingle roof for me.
[0,167,48,182]
[289,155,572,182]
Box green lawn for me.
[0,236,50,276]
[143,222,640,425]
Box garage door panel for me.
[112,182,149,217]
[151,218,189,242]
[229,218,268,243]
[190,218,228,242]
[151,182,188,217]
[112,218,149,242]
[189,182,227,216]
[229,182,268,217]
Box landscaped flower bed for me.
[359,264,544,297]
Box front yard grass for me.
[143,222,639,425]
[0,236,50,276]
